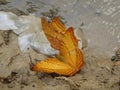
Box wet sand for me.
[0,0,120,90]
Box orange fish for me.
[32,17,85,76]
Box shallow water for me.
[5,0,120,56]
